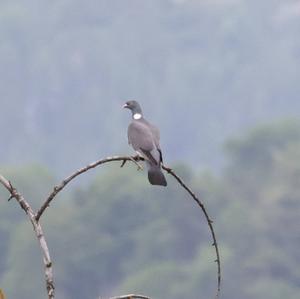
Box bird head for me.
[123,100,143,118]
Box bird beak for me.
[122,103,128,109]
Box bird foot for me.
[132,154,145,162]
[129,156,143,171]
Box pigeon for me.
[123,100,167,186]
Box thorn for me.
[46,262,52,268]
[214,259,218,263]
[8,180,14,191]
[120,160,127,168]
[8,194,13,201]
[212,242,216,246]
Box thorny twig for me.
[162,165,221,299]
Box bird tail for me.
[147,163,167,186]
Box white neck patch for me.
[133,113,142,120]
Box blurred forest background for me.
[0,0,299,298]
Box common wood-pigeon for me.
[123,100,167,186]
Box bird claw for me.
[120,157,143,170]
[133,155,140,160]
[129,156,143,171]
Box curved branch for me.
[0,175,55,299]
[36,155,221,299]
[162,165,221,299]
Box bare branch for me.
[0,175,55,299]
[162,165,221,299]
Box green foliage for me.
[118,262,188,299]
[1,222,44,299]
[1,121,300,299]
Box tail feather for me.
[147,164,167,186]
